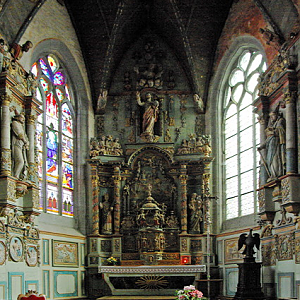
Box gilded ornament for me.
[135,276,168,290]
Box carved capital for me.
[284,91,297,105]
[26,114,37,125]
[0,94,12,106]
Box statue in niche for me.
[9,40,33,61]
[136,91,159,140]
[11,112,29,180]
[257,106,286,181]
[99,192,114,234]
[189,193,203,234]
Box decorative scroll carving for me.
[258,49,296,97]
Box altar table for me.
[98,265,206,296]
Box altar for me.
[98,265,206,296]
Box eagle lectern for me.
[234,229,265,300]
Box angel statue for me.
[238,228,260,261]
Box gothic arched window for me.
[223,49,266,219]
[31,55,74,217]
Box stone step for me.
[97,296,175,300]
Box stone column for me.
[179,164,188,234]
[284,91,297,174]
[113,166,121,234]
[202,172,211,233]
[0,94,12,176]
[26,114,38,183]
[91,165,100,235]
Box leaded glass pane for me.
[239,105,253,131]
[246,72,260,92]
[240,148,253,172]
[48,55,58,73]
[62,162,73,189]
[226,197,239,219]
[31,62,38,78]
[65,85,71,102]
[225,156,238,177]
[47,184,59,214]
[47,130,58,160]
[226,103,237,119]
[62,103,73,137]
[40,78,49,93]
[229,69,244,86]
[240,92,252,110]
[53,71,65,86]
[239,51,251,71]
[241,192,254,215]
[56,87,65,101]
[62,136,73,164]
[232,84,243,102]
[46,158,58,183]
[247,54,263,76]
[225,135,238,158]
[225,114,237,138]
[39,58,51,79]
[241,170,254,193]
[46,93,58,119]
[240,127,253,152]
[62,189,73,217]
[226,176,238,198]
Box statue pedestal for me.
[234,260,265,300]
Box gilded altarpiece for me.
[86,34,215,297]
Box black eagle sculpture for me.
[238,228,260,261]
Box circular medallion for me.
[26,246,38,267]
[9,237,23,262]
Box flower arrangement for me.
[107,256,118,265]
[176,285,203,300]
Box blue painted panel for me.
[0,281,7,300]
[42,270,50,298]
[53,271,78,297]
[8,272,24,300]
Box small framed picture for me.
[52,240,78,267]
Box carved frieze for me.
[258,49,296,97]
[176,135,211,156]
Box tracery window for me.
[31,55,74,217]
[223,49,266,219]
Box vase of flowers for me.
[176,285,203,300]
[107,256,118,266]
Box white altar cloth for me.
[98,264,206,274]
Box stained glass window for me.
[31,54,74,217]
[223,49,266,220]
